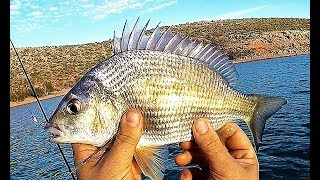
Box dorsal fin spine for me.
[199,46,214,60]
[155,28,171,50]
[163,33,183,52]
[146,22,161,50]
[217,60,231,72]
[194,44,211,59]
[163,33,178,52]
[202,46,218,62]
[113,31,116,54]
[220,62,232,73]
[224,66,237,77]
[135,19,150,49]
[120,19,128,53]
[180,40,194,55]
[208,50,223,63]
[189,42,204,57]
[205,50,219,64]
[212,55,228,68]
[223,68,234,77]
[127,17,140,51]
[173,37,188,54]
[182,40,197,56]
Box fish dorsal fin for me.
[134,145,168,180]
[112,19,238,85]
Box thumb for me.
[107,109,143,164]
[192,118,233,169]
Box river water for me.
[10,54,310,179]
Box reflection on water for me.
[10,54,310,179]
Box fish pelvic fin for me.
[246,95,287,152]
[112,19,238,86]
[134,145,168,180]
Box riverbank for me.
[10,89,69,108]
[10,52,309,109]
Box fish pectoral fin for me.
[134,145,168,180]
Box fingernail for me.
[195,119,208,134]
[224,127,234,134]
[218,123,236,137]
[125,110,140,127]
[180,172,186,180]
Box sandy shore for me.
[10,53,309,109]
[10,89,70,108]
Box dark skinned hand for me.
[175,118,259,180]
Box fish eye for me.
[66,99,81,115]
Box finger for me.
[192,118,234,169]
[180,168,208,180]
[217,122,253,151]
[175,150,207,167]
[179,141,198,150]
[98,109,143,167]
[72,143,98,166]
[218,123,256,159]
[216,122,237,145]
[175,150,192,166]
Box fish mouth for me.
[44,123,65,139]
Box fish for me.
[45,18,287,180]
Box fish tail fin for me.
[245,95,287,151]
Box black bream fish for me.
[45,18,287,179]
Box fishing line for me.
[10,39,76,180]
[28,108,38,123]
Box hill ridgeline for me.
[10,18,310,102]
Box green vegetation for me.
[10,18,310,102]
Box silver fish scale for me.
[93,50,256,146]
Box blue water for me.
[10,54,310,179]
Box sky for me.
[10,0,310,47]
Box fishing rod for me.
[10,39,76,180]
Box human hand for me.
[72,109,143,180]
[175,118,259,180]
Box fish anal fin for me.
[134,145,168,180]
